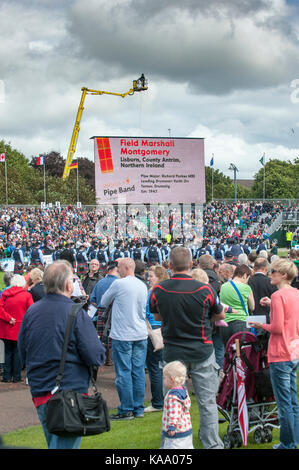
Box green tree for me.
[251,159,296,199]
[0,140,96,205]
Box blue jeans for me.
[270,359,299,449]
[36,403,82,449]
[212,331,225,370]
[3,339,22,382]
[146,335,163,409]
[112,339,147,416]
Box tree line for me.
[0,139,298,205]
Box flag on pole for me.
[259,153,265,166]
[36,156,44,166]
[235,340,249,446]
[0,152,6,162]
[69,161,78,170]
[210,155,214,167]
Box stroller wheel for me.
[223,433,232,449]
[232,431,242,447]
[253,428,265,444]
[263,426,273,443]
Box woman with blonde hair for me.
[144,265,170,413]
[28,268,45,302]
[250,258,299,449]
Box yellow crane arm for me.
[62,76,148,180]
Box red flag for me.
[0,152,6,162]
[236,345,249,446]
[36,156,44,165]
[69,161,78,170]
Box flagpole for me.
[211,154,214,201]
[76,160,79,204]
[43,159,46,205]
[5,157,8,206]
[263,161,265,202]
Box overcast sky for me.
[1,0,299,179]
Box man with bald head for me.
[101,257,148,421]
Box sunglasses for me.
[271,269,279,274]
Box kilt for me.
[30,260,41,267]
[96,307,111,347]
[77,262,88,277]
[14,262,24,274]
[98,263,108,277]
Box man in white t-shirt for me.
[101,257,148,420]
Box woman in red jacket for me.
[0,274,33,383]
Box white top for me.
[101,275,148,341]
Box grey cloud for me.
[66,0,298,95]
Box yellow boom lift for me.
[62,74,148,179]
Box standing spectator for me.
[0,275,33,382]
[27,268,45,302]
[18,260,106,449]
[291,250,299,290]
[197,254,221,294]
[149,246,224,449]
[0,272,14,297]
[144,265,170,413]
[134,260,148,288]
[249,259,299,449]
[248,258,277,323]
[59,243,76,267]
[218,263,235,284]
[219,264,254,345]
[90,261,119,365]
[286,229,293,249]
[81,259,103,299]
[198,254,224,373]
[101,257,148,420]
[270,241,278,256]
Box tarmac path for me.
[0,366,152,434]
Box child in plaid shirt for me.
[161,361,194,449]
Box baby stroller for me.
[217,331,279,448]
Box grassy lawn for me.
[1,395,284,450]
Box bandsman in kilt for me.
[97,244,109,277]
[76,245,88,278]
[30,242,44,267]
[13,242,25,274]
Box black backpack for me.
[113,249,122,260]
[148,246,158,261]
[133,248,141,260]
[97,250,106,263]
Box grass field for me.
[1,396,283,450]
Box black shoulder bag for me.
[45,302,110,437]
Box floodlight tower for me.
[62,75,148,180]
[229,163,238,202]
